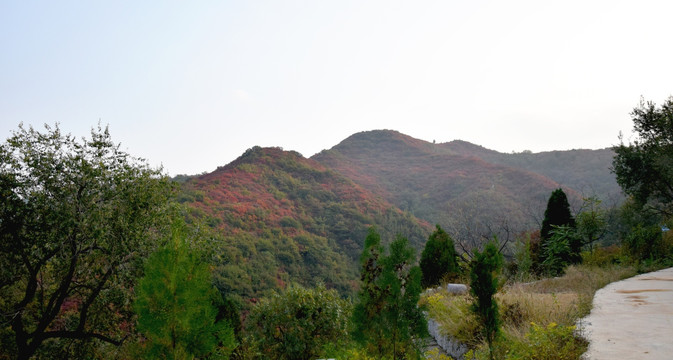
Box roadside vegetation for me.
[423,96,673,360]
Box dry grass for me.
[423,264,638,354]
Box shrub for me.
[505,322,587,360]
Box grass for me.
[422,263,639,359]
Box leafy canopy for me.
[246,283,350,360]
[613,96,673,214]
[0,124,172,359]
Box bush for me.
[246,284,351,360]
[505,322,587,360]
[466,323,586,360]
[623,224,672,261]
[581,245,622,266]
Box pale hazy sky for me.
[2,1,672,175]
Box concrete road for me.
[580,267,673,360]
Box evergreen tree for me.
[134,222,235,359]
[352,228,387,355]
[420,225,459,288]
[469,240,503,360]
[538,189,576,269]
[353,229,428,359]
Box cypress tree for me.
[470,241,503,360]
[420,225,459,288]
[538,189,576,269]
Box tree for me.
[613,96,673,214]
[419,225,459,288]
[133,221,236,359]
[469,240,503,360]
[541,225,577,276]
[246,284,350,360]
[352,228,387,355]
[353,229,428,359]
[537,189,576,270]
[576,196,607,251]
[0,124,172,359]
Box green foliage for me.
[513,233,533,279]
[576,196,607,251]
[581,245,622,266]
[465,323,586,360]
[420,225,459,288]
[623,224,672,262]
[134,222,236,359]
[540,189,576,241]
[503,322,587,360]
[246,284,351,360]
[537,189,576,271]
[613,96,673,213]
[541,226,575,276]
[469,240,503,360]
[0,124,172,359]
[353,229,428,359]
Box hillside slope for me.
[178,146,431,304]
[439,140,620,201]
[312,130,591,246]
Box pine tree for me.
[352,229,428,359]
[134,222,235,359]
[420,225,459,288]
[352,228,387,355]
[469,240,503,360]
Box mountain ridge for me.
[176,130,620,303]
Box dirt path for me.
[580,267,673,360]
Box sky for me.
[2,1,672,176]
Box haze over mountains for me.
[177,130,620,302]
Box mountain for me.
[178,146,431,305]
[312,130,617,247]
[438,140,620,201]
[175,130,620,303]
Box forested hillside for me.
[439,140,620,201]
[178,146,431,304]
[175,130,619,303]
[313,130,589,248]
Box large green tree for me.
[133,222,235,359]
[0,124,172,359]
[246,284,350,360]
[353,229,428,359]
[419,225,459,288]
[613,96,673,214]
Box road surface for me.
[580,267,673,359]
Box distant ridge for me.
[313,130,617,243]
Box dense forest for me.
[2,96,673,359]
